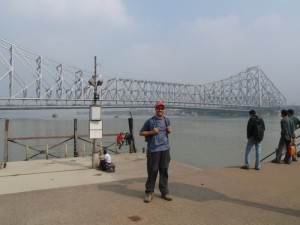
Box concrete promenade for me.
[0,153,299,225]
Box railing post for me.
[65,144,68,158]
[26,145,29,161]
[3,119,9,168]
[46,145,49,160]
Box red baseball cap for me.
[155,101,165,108]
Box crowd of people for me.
[241,108,300,170]
[271,109,300,164]
[116,132,132,150]
[98,101,299,204]
[138,102,300,203]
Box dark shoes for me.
[271,158,295,164]
[271,159,280,164]
[284,156,292,164]
[292,156,298,162]
[241,165,250,170]
[284,159,292,164]
[241,165,260,170]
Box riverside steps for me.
[0,153,299,225]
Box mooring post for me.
[26,145,29,161]
[74,119,78,157]
[128,113,137,153]
[46,145,49,160]
[3,119,9,168]
[65,144,68,158]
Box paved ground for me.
[0,153,299,225]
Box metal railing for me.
[1,119,129,168]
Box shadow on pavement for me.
[98,179,300,218]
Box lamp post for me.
[92,56,97,158]
[89,56,102,105]
[88,56,103,168]
[93,56,99,105]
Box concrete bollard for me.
[91,153,99,169]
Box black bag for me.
[253,117,265,143]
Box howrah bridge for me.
[0,37,286,110]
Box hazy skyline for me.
[1,0,300,104]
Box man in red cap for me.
[139,101,172,203]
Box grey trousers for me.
[145,149,170,195]
[275,136,286,162]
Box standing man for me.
[288,109,300,161]
[272,109,294,164]
[126,133,133,153]
[139,101,172,203]
[241,110,265,170]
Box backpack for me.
[252,117,265,143]
[144,116,170,143]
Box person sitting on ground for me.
[104,149,112,165]
[98,149,112,171]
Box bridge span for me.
[0,37,286,110]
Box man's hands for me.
[152,127,159,134]
[167,126,172,133]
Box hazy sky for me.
[1,0,300,104]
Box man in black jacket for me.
[241,110,265,170]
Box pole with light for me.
[88,56,103,168]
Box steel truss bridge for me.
[0,37,286,110]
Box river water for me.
[0,108,289,169]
